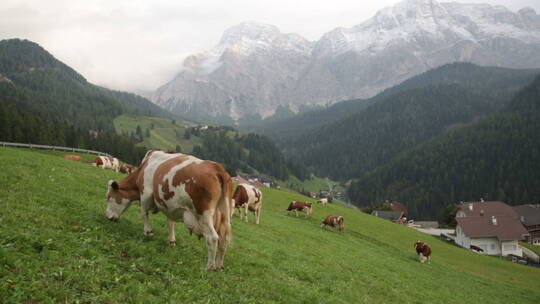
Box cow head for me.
[105,180,139,221]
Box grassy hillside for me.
[1,147,539,303]
[114,114,202,153]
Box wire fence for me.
[0,141,114,158]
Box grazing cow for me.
[119,164,136,175]
[317,198,328,206]
[470,245,484,253]
[105,150,233,271]
[320,215,344,231]
[62,155,81,162]
[414,241,432,263]
[286,201,312,217]
[94,156,120,172]
[232,184,263,224]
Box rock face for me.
[151,0,540,121]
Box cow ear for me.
[108,180,119,191]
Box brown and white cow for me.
[286,201,312,217]
[105,150,233,271]
[232,183,263,224]
[320,215,344,231]
[94,156,120,172]
[414,241,432,263]
[119,164,136,175]
[317,198,328,206]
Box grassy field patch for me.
[1,147,539,303]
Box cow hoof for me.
[168,241,176,247]
[145,230,154,236]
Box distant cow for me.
[321,215,344,231]
[470,245,484,253]
[317,198,328,206]
[232,183,263,224]
[414,241,432,263]
[286,201,312,217]
[119,164,136,175]
[105,150,232,271]
[62,155,81,162]
[94,156,120,172]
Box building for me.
[371,210,404,222]
[513,204,540,245]
[455,201,529,256]
[384,201,408,219]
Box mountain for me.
[348,74,540,220]
[152,0,540,122]
[253,63,540,142]
[151,22,313,123]
[259,63,539,180]
[0,39,175,163]
[0,39,173,131]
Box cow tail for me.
[216,171,233,246]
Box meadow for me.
[0,147,539,303]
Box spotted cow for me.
[232,184,263,224]
[320,215,344,231]
[94,156,120,172]
[105,150,233,271]
[119,164,136,175]
[414,241,432,263]
[317,198,328,206]
[286,201,312,217]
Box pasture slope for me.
[0,147,539,303]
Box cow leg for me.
[243,204,249,223]
[141,205,154,236]
[201,210,219,271]
[167,218,176,246]
[215,216,231,270]
[294,210,298,217]
[255,207,261,225]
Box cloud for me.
[1,0,538,92]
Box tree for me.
[175,145,182,153]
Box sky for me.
[1,0,539,93]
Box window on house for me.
[490,244,496,250]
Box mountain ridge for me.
[152,0,540,122]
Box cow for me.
[414,241,432,263]
[286,201,312,217]
[317,198,328,206]
[62,155,81,162]
[104,150,233,271]
[320,215,344,231]
[470,245,484,253]
[94,156,120,172]
[119,164,136,175]
[232,183,263,224]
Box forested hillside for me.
[260,64,539,180]
[0,39,173,163]
[114,114,310,181]
[348,75,540,220]
[254,63,539,145]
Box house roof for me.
[456,216,528,241]
[458,201,516,217]
[372,210,403,221]
[513,204,540,226]
[456,201,528,241]
[387,201,408,217]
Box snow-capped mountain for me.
[151,22,312,120]
[152,0,540,122]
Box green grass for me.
[1,147,539,303]
[114,114,202,152]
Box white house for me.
[455,201,529,257]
